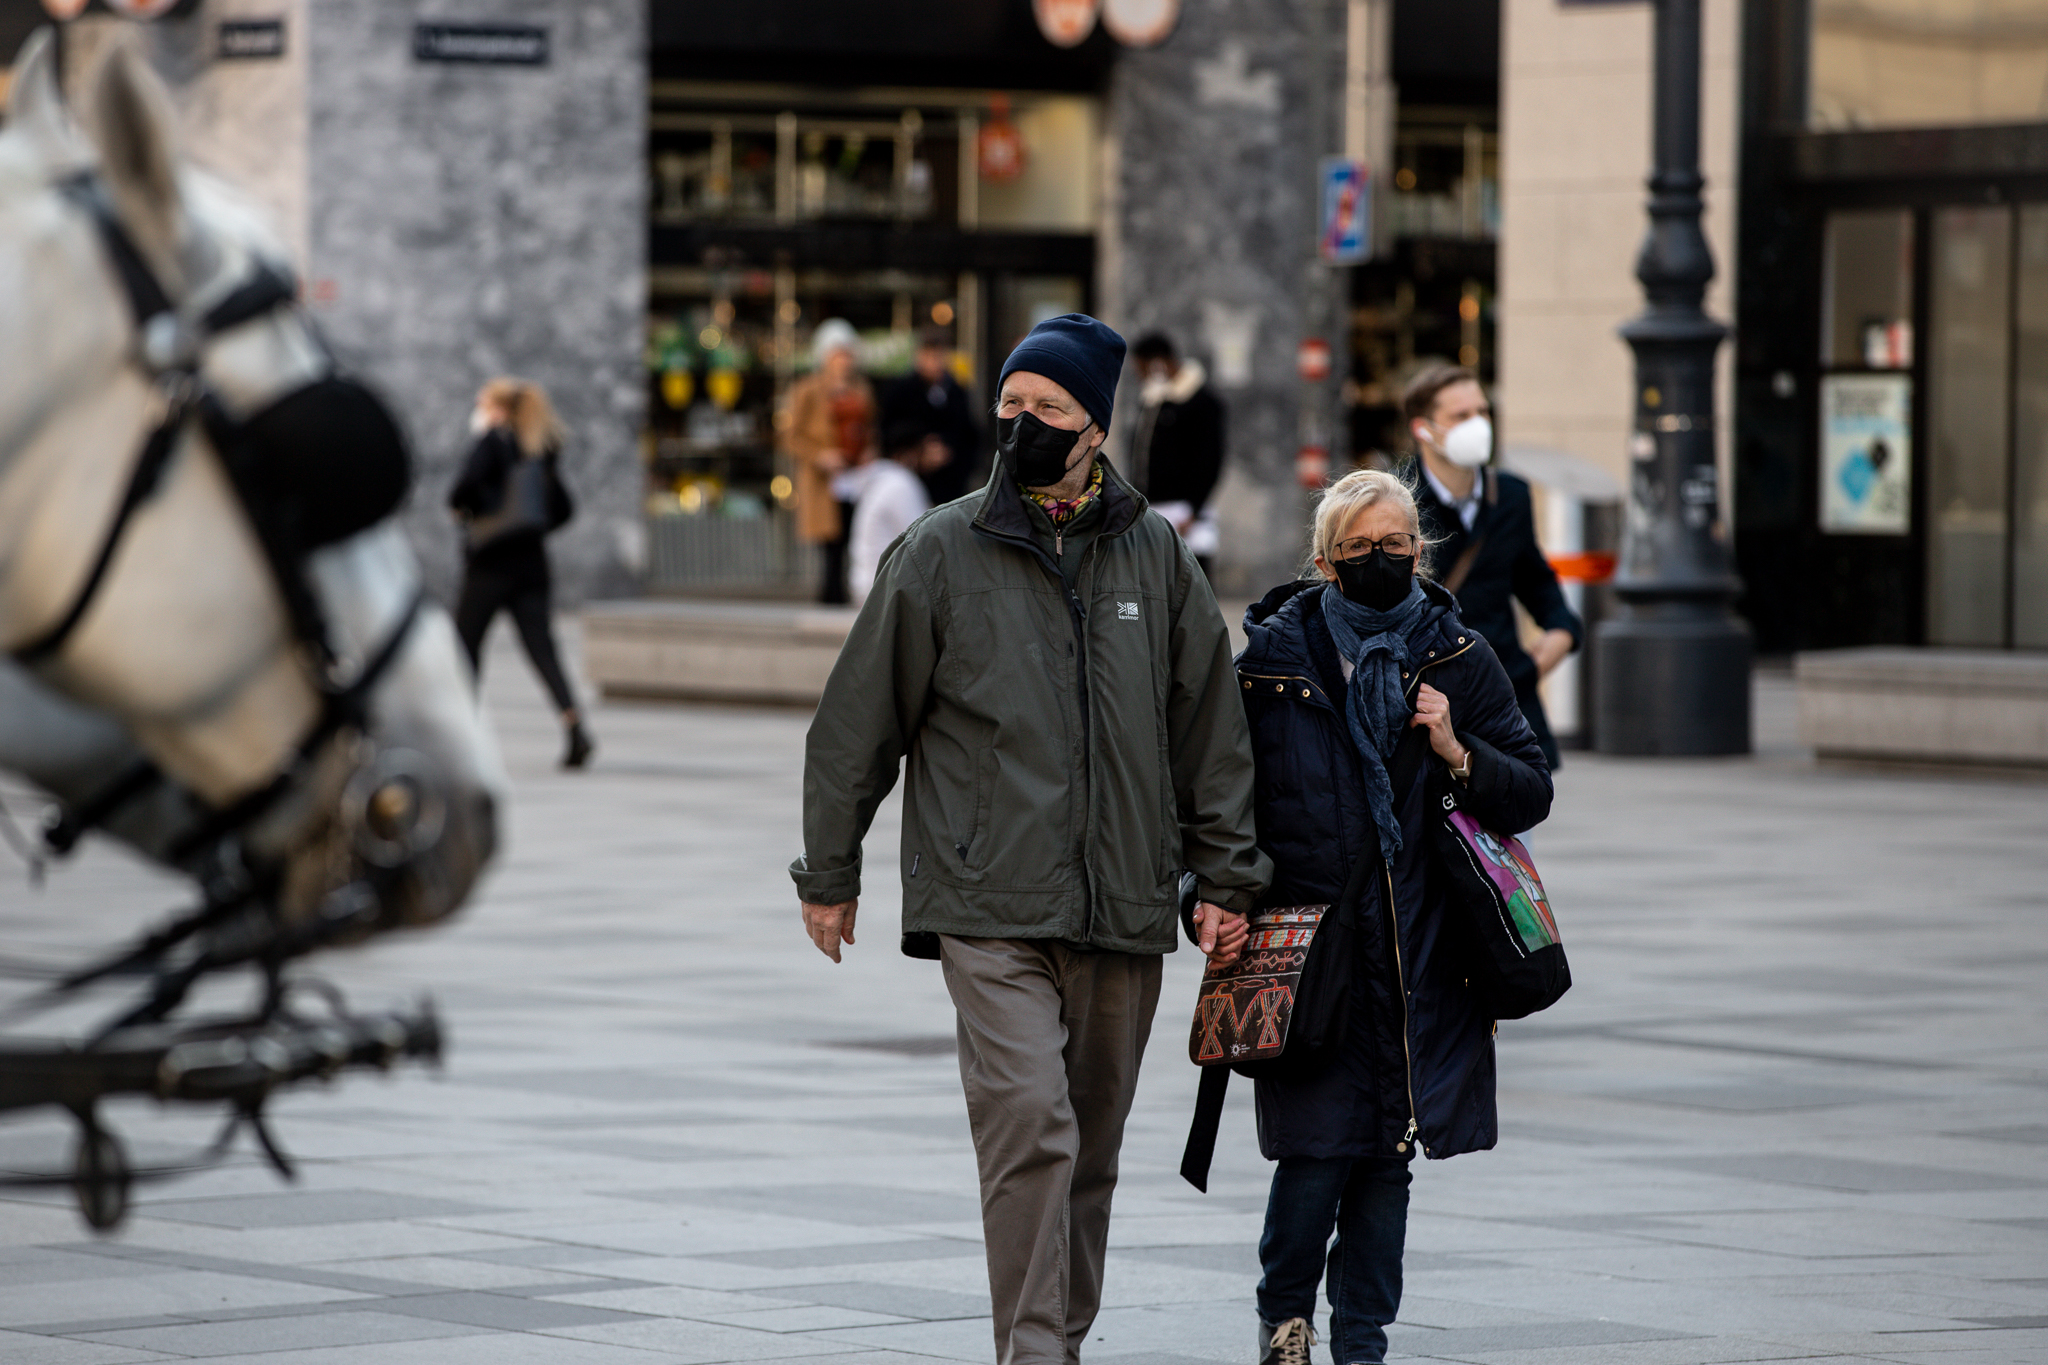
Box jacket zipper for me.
[979,519,1093,934]
[1385,637,1476,1157]
[1387,859,1419,1154]
[1063,546,1092,938]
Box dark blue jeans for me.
[1257,1156,1411,1365]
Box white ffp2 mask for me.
[1439,415,1493,468]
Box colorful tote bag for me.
[1425,763,1570,1019]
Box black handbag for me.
[465,455,554,550]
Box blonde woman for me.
[449,378,592,769]
[1234,469,1551,1365]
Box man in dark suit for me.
[1396,364,1581,767]
[882,327,982,506]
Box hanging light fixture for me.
[1032,0,1099,48]
[1102,0,1180,47]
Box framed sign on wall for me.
[1819,372,1912,535]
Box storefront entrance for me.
[1816,203,2048,650]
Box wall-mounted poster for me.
[1820,373,1912,534]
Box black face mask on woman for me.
[997,410,1090,488]
[1332,548,1416,611]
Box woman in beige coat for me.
[782,319,875,604]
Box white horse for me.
[0,31,503,941]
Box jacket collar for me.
[972,454,1147,544]
[1140,358,1207,407]
[1240,577,1460,675]
[1400,455,1493,537]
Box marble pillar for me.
[306,1,648,603]
[1107,0,1337,601]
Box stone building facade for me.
[1495,0,1740,516]
[1106,4,1335,597]
[7,0,1441,604]
[36,0,648,603]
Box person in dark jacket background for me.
[449,377,592,769]
[1394,364,1580,768]
[1236,469,1552,1365]
[1131,332,1225,577]
[880,327,982,507]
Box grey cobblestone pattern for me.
[305,0,649,605]
[0,639,2045,1363]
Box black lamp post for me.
[1594,0,1752,755]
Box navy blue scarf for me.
[1320,579,1429,854]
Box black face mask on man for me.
[997,410,1091,488]
[1331,548,1416,611]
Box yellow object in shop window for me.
[707,367,743,411]
[661,370,694,410]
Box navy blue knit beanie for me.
[997,314,1128,431]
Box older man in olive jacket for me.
[792,315,1270,1365]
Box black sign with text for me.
[413,22,548,66]
[218,18,285,60]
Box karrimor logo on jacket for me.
[1118,601,1140,619]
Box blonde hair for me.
[480,377,566,457]
[1310,468,1436,577]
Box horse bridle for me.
[11,171,423,877]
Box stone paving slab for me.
[0,631,2045,1364]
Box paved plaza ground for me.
[1,625,2046,1365]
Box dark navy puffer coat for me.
[1237,578,1553,1162]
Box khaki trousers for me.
[939,936,1163,1365]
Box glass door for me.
[2015,206,2048,647]
[1926,206,2013,646]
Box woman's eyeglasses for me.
[1332,533,1419,561]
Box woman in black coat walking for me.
[1237,469,1551,1365]
[449,378,593,769]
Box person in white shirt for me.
[848,420,935,607]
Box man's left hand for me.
[1194,901,1248,968]
[1531,628,1575,679]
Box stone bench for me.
[1795,647,2048,769]
[581,600,856,706]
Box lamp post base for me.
[1594,604,1753,755]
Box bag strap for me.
[1178,811,1394,1192]
[1438,470,1495,595]
[1179,1065,1230,1192]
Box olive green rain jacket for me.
[790,459,1270,957]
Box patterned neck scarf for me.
[1021,460,1103,525]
